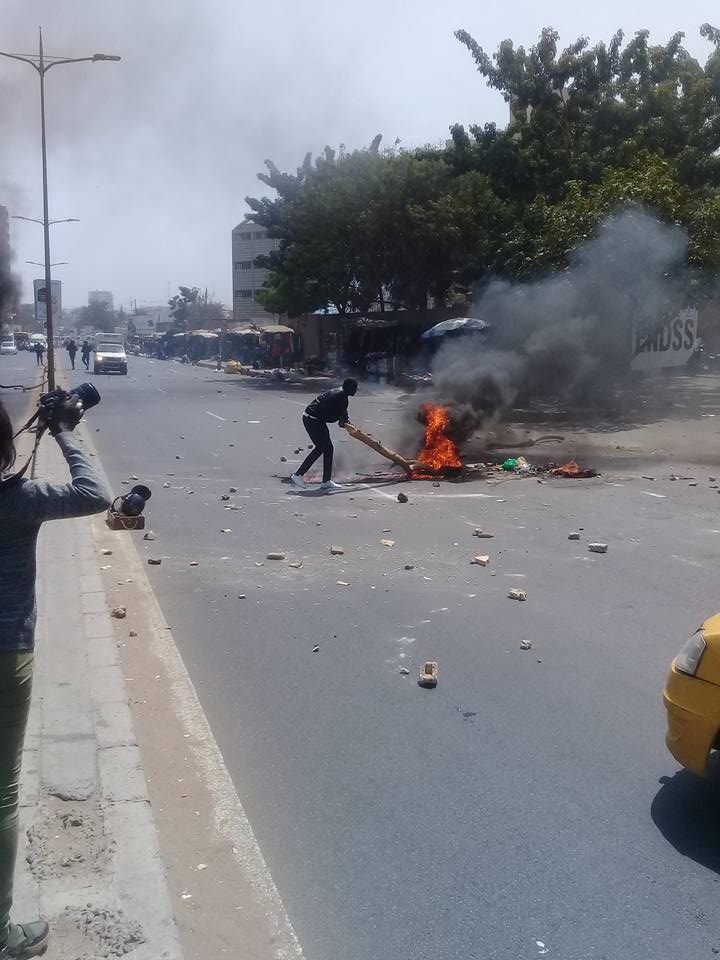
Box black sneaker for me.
[0,921,50,958]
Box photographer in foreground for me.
[0,393,111,959]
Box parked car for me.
[0,337,17,355]
[94,341,128,375]
[663,612,720,776]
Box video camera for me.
[38,382,101,434]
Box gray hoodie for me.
[0,431,112,651]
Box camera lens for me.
[70,382,101,411]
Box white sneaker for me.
[320,480,343,491]
[290,474,306,489]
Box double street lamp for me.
[0,28,120,388]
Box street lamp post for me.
[0,28,120,388]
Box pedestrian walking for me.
[291,378,358,491]
[81,341,91,371]
[33,343,44,367]
[66,339,77,370]
[0,395,110,959]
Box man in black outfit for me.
[291,378,358,491]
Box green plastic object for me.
[502,458,518,471]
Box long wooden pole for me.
[343,423,421,475]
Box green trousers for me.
[0,653,33,946]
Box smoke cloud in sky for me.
[1,1,715,309]
[428,207,692,439]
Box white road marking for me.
[206,411,226,421]
[672,555,708,569]
[371,487,499,500]
[641,491,667,498]
[156,388,167,394]
[276,397,306,406]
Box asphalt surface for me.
[9,351,720,960]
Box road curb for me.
[15,431,183,960]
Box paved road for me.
[58,355,720,959]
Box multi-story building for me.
[88,290,114,309]
[231,219,279,324]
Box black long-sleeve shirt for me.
[304,388,349,425]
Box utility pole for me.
[0,28,120,389]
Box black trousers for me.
[297,416,333,482]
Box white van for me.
[0,336,17,355]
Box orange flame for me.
[551,460,597,478]
[416,403,462,472]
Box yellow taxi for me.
[664,612,720,776]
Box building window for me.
[253,231,265,240]
[238,231,252,241]
[234,261,253,270]
[239,289,252,299]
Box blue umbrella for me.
[421,317,490,340]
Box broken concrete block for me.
[520,639,532,650]
[508,589,527,601]
[330,545,345,556]
[568,532,580,540]
[221,528,232,534]
[280,456,287,462]
[404,564,415,571]
[588,542,608,553]
[221,495,230,501]
[111,606,127,619]
[397,492,409,503]
[163,482,170,489]
[288,561,303,569]
[147,558,162,566]
[470,555,490,566]
[418,661,438,688]
[190,561,199,566]
[473,529,494,538]
[399,667,410,675]
[381,539,396,548]
[266,552,286,560]
[229,486,238,493]
[101,548,112,556]
[336,580,350,587]
[143,531,156,541]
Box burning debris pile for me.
[344,402,598,482]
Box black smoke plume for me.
[427,206,690,441]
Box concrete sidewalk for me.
[14,433,182,960]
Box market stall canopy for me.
[259,324,294,334]
[421,317,491,340]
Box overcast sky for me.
[2,1,717,310]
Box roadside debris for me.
[190,561,199,566]
[588,542,608,554]
[229,486,238,493]
[568,532,580,540]
[101,549,112,556]
[111,606,127,619]
[418,661,439,688]
[399,667,410,675]
[143,531,156,541]
[381,539,395,547]
[312,644,320,653]
[473,529,494,538]
[221,528,232,534]
[520,639,532,650]
[147,558,162,566]
[470,555,490,566]
[330,545,345,556]
[337,580,350,587]
[289,560,303,569]
[508,589,527,601]
[397,492,409,503]
[221,494,230,501]
[266,552,286,560]
[404,564,415,570]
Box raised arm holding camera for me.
[0,392,111,959]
